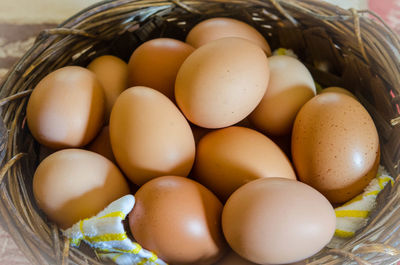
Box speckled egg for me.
[291,92,380,203]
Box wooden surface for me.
[0,0,396,264]
[0,2,99,264]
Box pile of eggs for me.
[27,17,380,265]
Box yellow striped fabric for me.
[63,195,167,265]
[335,210,369,218]
[334,170,394,238]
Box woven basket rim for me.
[1,1,400,264]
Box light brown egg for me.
[249,55,316,136]
[33,149,130,229]
[175,37,269,129]
[222,178,336,264]
[87,126,115,163]
[87,55,129,121]
[128,38,194,101]
[186,17,271,55]
[194,126,296,202]
[320,86,357,99]
[26,66,105,149]
[292,93,380,203]
[109,86,195,186]
[129,176,227,265]
[215,251,257,265]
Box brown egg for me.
[27,66,105,149]
[215,251,257,265]
[186,17,271,55]
[87,126,115,163]
[110,86,195,186]
[175,37,269,129]
[33,149,130,229]
[128,38,194,101]
[129,176,227,265]
[87,55,129,120]
[320,86,357,99]
[194,126,296,202]
[222,178,336,264]
[249,55,316,136]
[292,93,380,203]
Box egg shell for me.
[109,86,195,186]
[215,251,257,265]
[27,66,105,149]
[175,37,269,129]
[222,178,336,264]
[194,126,296,202]
[186,17,271,55]
[291,93,380,203]
[249,55,316,136]
[129,176,227,265]
[87,126,115,163]
[87,55,129,121]
[128,38,194,101]
[319,86,357,99]
[33,149,130,229]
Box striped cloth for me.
[334,166,394,238]
[63,195,167,265]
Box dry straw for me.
[1,0,400,264]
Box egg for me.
[33,149,130,229]
[215,251,257,265]
[87,55,129,120]
[129,176,227,265]
[292,93,380,203]
[249,55,316,136]
[87,126,115,163]
[109,86,195,186]
[320,86,357,99]
[27,66,105,149]
[194,126,296,201]
[175,37,269,129]
[186,17,271,55]
[128,38,194,100]
[222,178,336,265]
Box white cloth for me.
[63,195,167,265]
[334,166,394,238]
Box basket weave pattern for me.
[1,0,400,264]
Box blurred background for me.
[0,0,399,264]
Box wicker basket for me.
[1,0,400,264]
